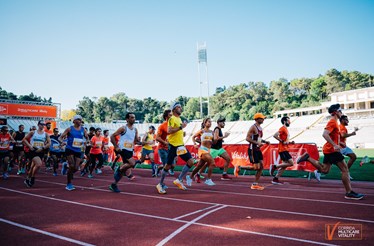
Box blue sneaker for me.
[186,175,192,186]
[61,162,68,175]
[109,183,121,193]
[53,172,58,177]
[88,174,93,178]
[168,169,175,176]
[3,172,9,180]
[345,191,364,200]
[65,183,75,191]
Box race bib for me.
[95,141,102,148]
[52,144,60,150]
[72,138,84,148]
[33,141,44,149]
[257,137,262,145]
[0,141,9,148]
[16,140,23,147]
[123,142,133,149]
[177,146,187,156]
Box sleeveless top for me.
[249,124,263,151]
[66,126,85,152]
[30,131,46,150]
[14,131,25,148]
[118,125,136,151]
[211,127,223,150]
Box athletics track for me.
[0,167,373,246]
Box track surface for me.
[1,167,373,246]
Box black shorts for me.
[323,152,344,165]
[248,149,263,164]
[50,151,62,158]
[167,144,192,165]
[119,149,134,163]
[85,146,92,155]
[13,147,24,154]
[0,151,10,159]
[29,150,45,160]
[279,151,292,161]
[65,148,82,159]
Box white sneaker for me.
[186,175,193,186]
[204,179,215,186]
[173,179,187,190]
[314,170,321,182]
[349,174,353,180]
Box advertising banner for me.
[0,103,57,118]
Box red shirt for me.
[322,118,340,154]
[0,133,11,151]
[278,126,289,152]
[339,124,348,145]
[102,137,110,153]
[90,136,104,154]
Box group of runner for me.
[0,103,368,200]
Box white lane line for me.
[157,205,227,246]
[32,180,374,224]
[74,176,374,207]
[0,187,337,246]
[0,218,95,246]
[173,204,220,220]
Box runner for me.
[156,102,195,194]
[186,118,216,186]
[109,112,141,193]
[234,113,270,190]
[155,110,175,176]
[270,116,295,184]
[102,130,110,165]
[211,117,232,180]
[59,115,89,191]
[297,104,364,200]
[49,128,62,176]
[24,126,37,173]
[0,126,15,180]
[140,125,157,177]
[339,115,358,179]
[23,121,51,187]
[191,122,207,183]
[12,124,26,175]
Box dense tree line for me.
[1,69,373,123]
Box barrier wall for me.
[107,143,319,172]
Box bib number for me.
[123,142,133,149]
[33,141,44,149]
[177,146,187,156]
[72,138,84,148]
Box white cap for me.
[73,115,83,121]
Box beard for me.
[285,123,290,127]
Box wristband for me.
[179,126,183,130]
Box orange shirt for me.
[102,137,109,153]
[157,121,168,150]
[322,118,340,154]
[339,124,347,145]
[90,135,104,154]
[278,126,289,152]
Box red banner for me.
[107,143,319,172]
[0,103,57,118]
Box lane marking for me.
[157,205,227,246]
[0,187,338,246]
[0,218,95,246]
[173,204,221,220]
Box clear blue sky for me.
[1,0,373,111]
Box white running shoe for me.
[204,179,215,186]
[173,179,187,190]
[186,175,193,186]
[314,170,321,182]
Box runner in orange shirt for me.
[270,116,294,184]
[297,104,364,200]
[0,126,15,179]
[87,128,104,178]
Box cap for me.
[37,120,46,125]
[217,117,226,123]
[149,125,156,131]
[46,121,51,125]
[328,104,341,114]
[254,113,266,120]
[171,102,181,110]
[73,115,83,121]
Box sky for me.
[1,0,374,111]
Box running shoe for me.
[269,164,276,177]
[205,179,215,186]
[61,162,68,175]
[271,177,283,185]
[3,172,9,180]
[168,169,175,176]
[17,170,22,175]
[21,167,26,174]
[359,156,370,167]
[349,174,353,180]
[195,175,201,183]
[127,174,135,181]
[186,175,193,186]
[88,174,93,178]
[156,183,166,194]
[344,191,364,200]
[95,169,103,174]
[109,183,121,193]
[24,179,32,188]
[80,170,87,177]
[198,173,205,179]
[314,170,321,182]
[234,165,241,177]
[297,153,310,164]
[65,183,75,191]
[53,172,58,177]
[221,174,232,180]
[250,183,265,190]
[173,179,187,190]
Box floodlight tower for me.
[197,42,210,118]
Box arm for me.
[273,131,283,143]
[323,129,340,151]
[59,128,71,143]
[110,127,124,150]
[44,134,51,149]
[23,132,34,150]
[134,129,142,145]
[155,130,168,146]
[192,130,202,147]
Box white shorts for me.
[340,147,354,156]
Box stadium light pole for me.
[197,42,210,118]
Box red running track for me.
[0,167,373,246]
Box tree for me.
[61,110,76,121]
[76,97,95,122]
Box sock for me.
[160,169,168,185]
[151,163,155,175]
[114,169,123,182]
[178,165,190,181]
[223,172,227,175]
